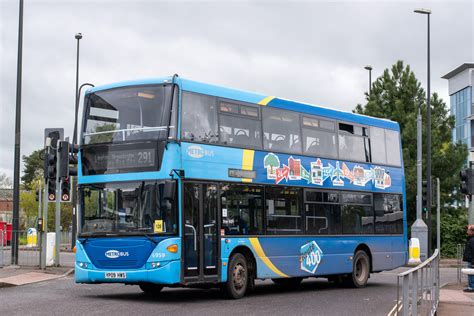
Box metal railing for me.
[396,249,440,316]
[457,243,466,285]
[0,229,4,268]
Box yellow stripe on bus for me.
[249,238,289,278]
[258,96,275,106]
[241,149,254,183]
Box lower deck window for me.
[265,186,302,234]
[220,184,263,235]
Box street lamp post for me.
[11,0,24,265]
[414,8,432,255]
[364,65,372,95]
[71,32,82,249]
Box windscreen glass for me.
[83,85,174,144]
[80,181,177,235]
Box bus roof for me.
[88,76,400,131]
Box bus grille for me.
[97,260,139,268]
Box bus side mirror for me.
[163,181,176,202]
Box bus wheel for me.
[344,250,370,288]
[223,253,248,299]
[272,277,303,288]
[139,282,163,294]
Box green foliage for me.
[20,150,73,231]
[355,61,468,257]
[21,149,44,190]
[438,206,468,258]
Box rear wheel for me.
[139,282,163,294]
[272,277,303,288]
[222,253,248,299]
[343,250,370,288]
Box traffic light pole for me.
[55,144,61,267]
[37,181,42,268]
[41,145,50,270]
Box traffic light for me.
[35,189,40,202]
[422,180,428,212]
[47,150,57,202]
[460,168,473,195]
[61,176,71,202]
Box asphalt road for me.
[0,268,458,316]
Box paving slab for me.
[0,267,73,288]
[438,283,474,315]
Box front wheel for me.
[139,282,163,294]
[222,253,248,299]
[343,250,370,288]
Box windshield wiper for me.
[126,228,158,245]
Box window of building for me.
[218,102,262,148]
[220,184,263,235]
[181,92,218,143]
[262,107,302,153]
[374,194,403,234]
[302,116,337,158]
[338,123,370,162]
[305,190,341,234]
[340,192,373,234]
[265,186,302,234]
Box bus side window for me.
[385,129,401,166]
[220,184,263,235]
[181,92,218,143]
[265,186,303,234]
[262,107,302,154]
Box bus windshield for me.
[79,181,177,236]
[83,84,175,145]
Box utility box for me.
[46,232,56,266]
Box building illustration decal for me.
[263,153,391,189]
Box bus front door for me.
[183,183,219,283]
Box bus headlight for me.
[148,262,161,269]
[78,262,88,269]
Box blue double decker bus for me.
[75,76,407,298]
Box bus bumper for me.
[75,260,181,285]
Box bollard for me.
[408,238,422,265]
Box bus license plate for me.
[105,272,126,279]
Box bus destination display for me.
[81,143,159,175]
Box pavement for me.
[0,265,73,288]
[438,282,474,315]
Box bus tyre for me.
[344,250,370,288]
[272,277,303,288]
[223,253,248,299]
[139,283,163,294]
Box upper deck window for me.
[302,116,337,158]
[182,92,218,143]
[370,127,402,167]
[83,85,174,145]
[263,107,302,154]
[218,101,262,149]
[338,123,370,163]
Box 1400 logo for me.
[299,241,323,274]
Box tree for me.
[21,149,44,190]
[0,172,12,188]
[355,61,468,254]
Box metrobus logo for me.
[105,250,129,259]
[187,145,214,159]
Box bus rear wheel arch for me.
[222,247,257,299]
[343,250,370,288]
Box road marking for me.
[387,300,402,316]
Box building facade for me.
[442,63,474,161]
[0,188,13,222]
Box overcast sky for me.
[0,0,473,179]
